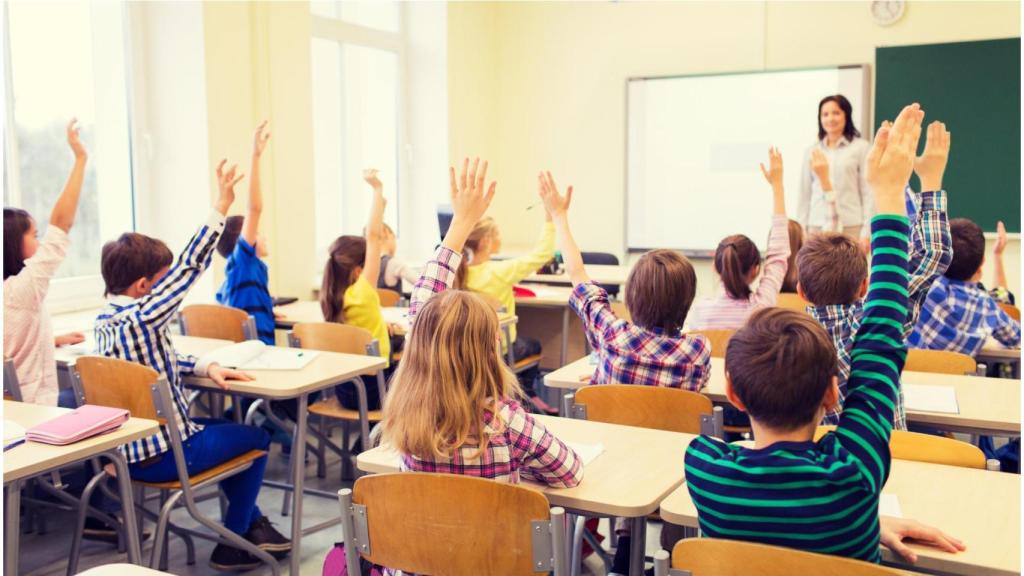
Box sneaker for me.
[245,515,291,558]
[209,543,262,572]
[82,517,151,544]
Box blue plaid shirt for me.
[813,189,951,429]
[909,277,1021,356]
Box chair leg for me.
[180,490,281,576]
[571,515,586,576]
[150,490,185,569]
[66,470,108,576]
[281,488,292,517]
[317,417,327,479]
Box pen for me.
[4,438,25,451]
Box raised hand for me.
[67,119,87,160]
[252,120,271,157]
[449,157,496,224]
[215,159,245,215]
[363,168,384,192]
[538,171,573,219]
[759,147,784,189]
[810,149,830,187]
[913,120,951,192]
[867,104,925,214]
[995,221,1008,256]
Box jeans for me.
[513,337,542,396]
[128,419,270,535]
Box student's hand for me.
[387,322,405,337]
[537,171,573,220]
[54,332,86,347]
[994,221,1007,256]
[866,104,924,215]
[913,121,950,192]
[810,149,831,189]
[67,119,87,161]
[363,168,384,193]
[252,120,271,158]
[206,363,255,391]
[449,157,497,224]
[759,147,784,190]
[879,516,966,564]
[215,159,245,215]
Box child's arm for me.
[835,104,923,493]
[135,160,242,325]
[507,402,582,488]
[50,119,88,233]
[538,171,586,286]
[487,188,556,285]
[408,158,496,326]
[798,149,813,229]
[360,169,386,289]
[750,147,791,306]
[988,301,1021,348]
[810,148,840,232]
[241,121,270,247]
[993,221,1008,289]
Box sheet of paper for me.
[879,494,903,518]
[566,441,605,466]
[902,384,959,414]
[4,420,25,445]
[239,348,319,371]
[380,307,410,330]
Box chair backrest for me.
[580,252,620,266]
[691,329,735,359]
[998,302,1021,321]
[574,384,714,435]
[376,288,402,307]
[814,426,985,469]
[667,538,907,576]
[346,473,561,576]
[904,348,976,375]
[178,304,253,343]
[4,357,23,402]
[73,356,163,422]
[290,322,380,377]
[775,292,810,312]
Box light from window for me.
[311,1,400,33]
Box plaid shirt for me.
[402,245,582,488]
[813,189,951,429]
[570,281,711,390]
[909,277,1021,356]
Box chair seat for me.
[134,449,267,490]
[309,396,382,422]
[723,425,752,434]
[513,354,543,371]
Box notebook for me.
[903,384,959,414]
[25,405,129,446]
[566,441,605,466]
[4,420,26,450]
[200,340,319,371]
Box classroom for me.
[2,1,1022,575]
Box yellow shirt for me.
[343,275,390,366]
[465,222,555,343]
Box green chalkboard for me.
[876,38,1020,233]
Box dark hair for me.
[796,232,867,305]
[625,249,697,333]
[946,218,985,281]
[714,234,760,300]
[3,208,33,280]
[780,220,804,293]
[101,233,174,297]
[321,235,367,322]
[817,95,861,142]
[725,307,838,431]
[216,215,245,258]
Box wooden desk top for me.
[526,264,631,286]
[77,564,172,575]
[3,401,159,483]
[659,459,1020,576]
[545,357,1021,435]
[357,414,692,517]
[274,300,516,330]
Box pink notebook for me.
[26,405,130,446]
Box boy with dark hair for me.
[797,120,953,429]
[909,217,1021,354]
[96,159,290,571]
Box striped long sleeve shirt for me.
[95,212,224,464]
[685,214,910,563]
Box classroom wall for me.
[448,0,1022,298]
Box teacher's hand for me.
[810,149,832,191]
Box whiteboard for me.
[626,66,869,254]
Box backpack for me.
[323,543,385,576]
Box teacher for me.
[798,94,872,238]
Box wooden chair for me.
[776,292,810,312]
[4,357,23,401]
[654,538,908,576]
[338,473,569,576]
[177,304,256,342]
[376,288,402,307]
[72,356,275,573]
[572,384,723,437]
[814,426,986,469]
[479,293,542,375]
[905,348,978,375]
[999,302,1021,321]
[691,329,735,359]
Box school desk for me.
[78,564,172,575]
[272,299,517,331]
[526,264,632,286]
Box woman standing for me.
[798,94,872,238]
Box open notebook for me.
[200,341,319,371]
[903,384,959,414]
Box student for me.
[987,221,1015,305]
[798,120,952,429]
[381,157,581,487]
[780,219,804,293]
[375,223,420,292]
[216,121,275,345]
[95,160,290,572]
[452,182,558,413]
[537,171,711,390]
[687,148,790,331]
[320,169,390,410]
[685,104,966,564]
[4,119,88,406]
[909,217,1021,355]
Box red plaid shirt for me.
[570,281,712,391]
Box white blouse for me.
[798,136,873,230]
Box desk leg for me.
[289,393,310,575]
[560,307,570,366]
[105,450,142,565]
[628,516,647,576]
[4,479,21,575]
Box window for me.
[310,1,403,261]
[3,1,134,308]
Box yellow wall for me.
[448,0,1021,298]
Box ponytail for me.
[453,218,497,290]
[320,235,367,323]
[714,234,760,300]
